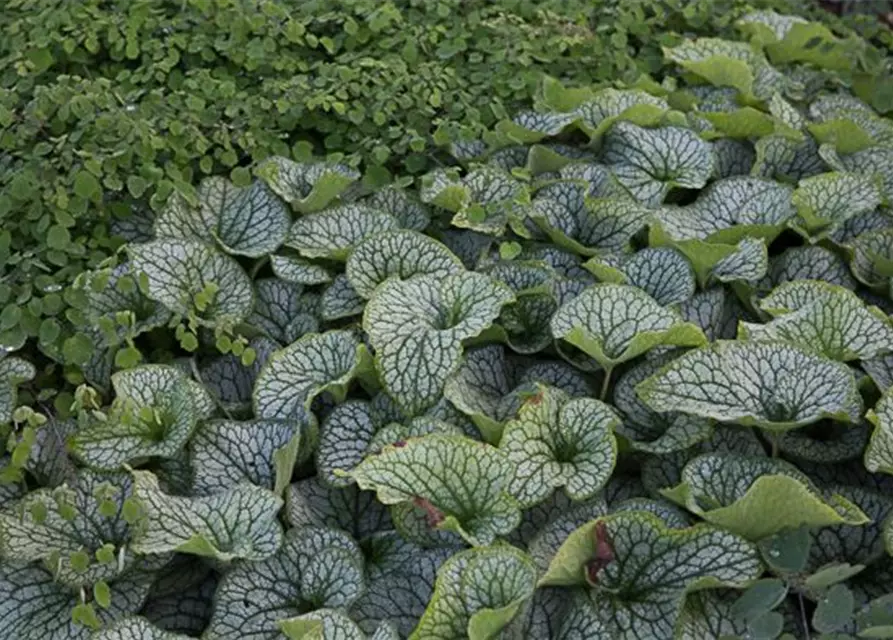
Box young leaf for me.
[130,470,283,562]
[410,546,537,640]
[637,340,863,430]
[662,453,869,540]
[351,434,520,546]
[499,385,619,507]
[540,511,762,639]
[550,283,707,371]
[363,272,514,414]
[253,330,371,420]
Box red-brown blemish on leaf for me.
[585,521,614,585]
[413,496,444,527]
[393,440,407,448]
[524,390,544,407]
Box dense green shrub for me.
[2,0,890,381]
[2,6,893,638]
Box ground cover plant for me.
[2,0,891,388]
[3,6,893,640]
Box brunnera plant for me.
[2,9,893,640]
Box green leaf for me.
[128,240,254,326]
[792,172,883,237]
[259,156,359,213]
[550,283,707,371]
[254,330,372,420]
[540,511,762,639]
[410,546,537,640]
[71,365,211,470]
[662,453,869,540]
[286,204,399,261]
[364,272,514,414]
[345,230,464,299]
[206,527,365,639]
[0,356,36,425]
[730,579,788,622]
[496,110,579,144]
[741,280,893,361]
[637,340,863,431]
[584,247,696,306]
[367,186,431,232]
[573,88,670,140]
[351,434,520,546]
[813,584,855,633]
[499,385,619,507]
[710,237,768,284]
[866,387,893,475]
[602,123,714,205]
[130,469,283,562]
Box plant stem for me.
[770,434,779,458]
[599,366,612,401]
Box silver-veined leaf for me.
[128,239,253,326]
[363,273,514,414]
[0,563,154,640]
[0,356,35,425]
[71,365,212,471]
[637,340,863,431]
[91,616,192,640]
[253,330,372,420]
[259,157,359,213]
[351,434,520,546]
[320,275,366,321]
[662,453,868,539]
[130,470,283,562]
[443,344,590,444]
[270,255,334,286]
[499,385,618,507]
[540,511,762,640]
[247,279,319,345]
[409,546,537,640]
[792,171,883,237]
[867,387,893,476]
[206,527,366,640]
[851,228,893,289]
[550,283,707,371]
[285,205,399,261]
[285,478,392,542]
[741,280,893,361]
[584,247,696,306]
[345,230,464,299]
[602,122,714,205]
[189,418,308,496]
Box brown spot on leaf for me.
[585,521,614,586]
[413,496,445,527]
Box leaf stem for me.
[770,434,779,458]
[599,366,613,402]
